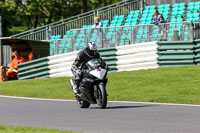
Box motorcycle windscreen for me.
[87,59,101,69]
[89,69,106,80]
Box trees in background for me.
[0,0,122,36]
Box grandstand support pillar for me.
[157,0,160,6]
[115,32,119,47]
[172,0,175,6]
[46,26,49,40]
[131,29,135,44]
[147,26,150,42]
[162,24,167,41]
[48,25,52,40]
[84,32,88,46]
[70,29,73,52]
[189,22,194,41]
[96,10,99,18]
[97,28,103,48]
[181,24,185,40]
[140,0,145,11]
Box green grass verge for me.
[0,125,83,133]
[0,66,200,104]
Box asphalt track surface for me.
[0,96,200,133]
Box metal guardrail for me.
[11,0,141,41]
[46,21,194,55]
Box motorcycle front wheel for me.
[97,83,107,109]
[76,96,90,108]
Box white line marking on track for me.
[0,95,200,107]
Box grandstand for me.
[11,0,200,56]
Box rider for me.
[71,42,106,94]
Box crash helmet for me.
[84,42,97,56]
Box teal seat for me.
[127,15,133,19]
[193,17,199,22]
[144,6,150,10]
[118,15,124,20]
[173,3,179,8]
[113,16,119,20]
[179,3,185,7]
[124,23,131,26]
[143,10,149,14]
[106,32,113,39]
[129,11,135,15]
[126,19,132,23]
[115,23,122,26]
[187,6,194,11]
[111,20,118,24]
[158,4,165,9]
[188,2,195,6]
[194,6,200,11]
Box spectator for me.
[152,9,165,25]
[92,16,102,28]
[6,50,26,80]
[151,9,166,40]
[92,16,103,46]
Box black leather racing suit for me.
[71,50,102,87]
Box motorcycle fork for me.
[93,85,99,99]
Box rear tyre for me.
[97,83,107,109]
[76,97,90,108]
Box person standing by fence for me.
[92,17,103,47]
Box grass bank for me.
[0,125,83,133]
[0,66,200,104]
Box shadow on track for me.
[90,104,158,110]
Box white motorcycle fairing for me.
[89,69,106,80]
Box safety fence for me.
[48,22,193,56]
[17,42,158,80]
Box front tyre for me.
[97,83,107,109]
[76,96,90,108]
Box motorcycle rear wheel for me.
[76,97,90,108]
[97,83,107,109]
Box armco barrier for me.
[17,42,158,80]
[115,42,158,71]
[17,47,117,80]
[17,40,200,80]
[157,41,195,67]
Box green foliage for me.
[0,66,200,104]
[0,0,122,36]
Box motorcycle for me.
[70,58,108,109]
